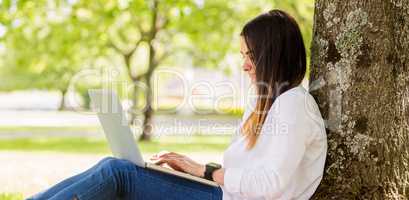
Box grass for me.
[0,193,23,200]
[0,128,231,199]
[0,126,100,133]
[0,135,231,154]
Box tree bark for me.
[139,0,159,141]
[130,81,140,124]
[310,0,409,199]
[58,88,68,111]
[139,42,156,141]
[140,77,154,141]
[123,51,140,125]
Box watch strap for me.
[204,163,222,181]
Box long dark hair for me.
[240,9,307,149]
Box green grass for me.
[0,193,23,200]
[0,126,100,133]
[0,135,230,154]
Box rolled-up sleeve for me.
[223,94,308,198]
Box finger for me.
[160,157,184,164]
[160,155,182,159]
[154,158,169,166]
[168,152,185,157]
[157,151,170,157]
[155,158,183,171]
[155,157,179,164]
[159,153,185,159]
[158,152,184,158]
[156,158,185,167]
[158,152,173,158]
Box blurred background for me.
[0,0,313,199]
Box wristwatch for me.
[204,162,222,181]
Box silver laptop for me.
[88,89,218,187]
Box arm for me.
[223,142,305,199]
[212,168,225,185]
[219,94,308,198]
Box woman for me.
[28,9,327,200]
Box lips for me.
[243,63,253,72]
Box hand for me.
[150,151,205,178]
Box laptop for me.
[88,89,218,187]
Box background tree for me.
[93,0,315,141]
[0,0,315,141]
[92,0,244,141]
[0,0,102,110]
[310,0,409,199]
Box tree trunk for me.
[123,52,140,125]
[139,42,156,141]
[310,0,409,199]
[139,0,159,141]
[130,84,139,124]
[140,79,154,141]
[58,88,68,111]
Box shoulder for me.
[268,86,326,142]
[269,86,312,120]
[257,86,316,145]
[277,85,313,104]
[267,86,324,132]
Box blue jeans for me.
[27,157,223,200]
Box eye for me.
[241,50,251,57]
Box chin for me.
[250,77,257,84]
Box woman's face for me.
[240,36,256,83]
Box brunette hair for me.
[240,9,306,149]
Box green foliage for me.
[0,0,314,105]
[0,1,101,91]
[0,0,314,88]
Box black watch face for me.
[208,162,222,168]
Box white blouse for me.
[221,85,327,200]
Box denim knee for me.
[99,157,139,173]
[98,156,116,164]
